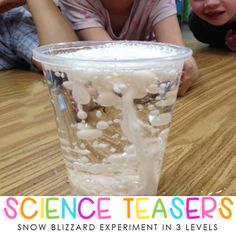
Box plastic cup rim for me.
[33,40,192,67]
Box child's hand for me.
[178,57,199,97]
[0,0,26,13]
[226,29,236,52]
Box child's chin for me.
[204,17,228,26]
[207,21,224,26]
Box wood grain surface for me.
[0,40,235,195]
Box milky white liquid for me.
[46,43,182,195]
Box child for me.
[189,0,236,51]
[26,0,77,45]
[0,0,77,70]
[60,0,199,96]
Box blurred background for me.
[176,0,191,24]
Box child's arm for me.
[154,14,185,46]
[0,0,25,13]
[26,0,78,45]
[76,28,112,41]
[154,15,199,96]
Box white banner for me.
[0,196,235,235]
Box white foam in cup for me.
[33,41,192,195]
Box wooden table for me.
[0,40,236,196]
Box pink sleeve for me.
[60,0,105,30]
[150,0,177,26]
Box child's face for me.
[190,0,236,26]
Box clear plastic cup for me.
[33,41,192,195]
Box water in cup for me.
[33,41,192,195]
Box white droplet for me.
[60,73,65,79]
[166,90,177,100]
[96,121,109,130]
[107,120,113,125]
[96,110,103,118]
[151,113,172,127]
[113,119,120,124]
[79,149,91,155]
[72,83,91,105]
[77,129,103,140]
[137,104,144,111]
[55,71,61,77]
[63,81,73,90]
[80,143,86,149]
[67,70,94,83]
[92,141,99,147]
[155,99,175,107]
[77,110,88,120]
[148,104,155,111]
[110,147,117,153]
[113,83,127,94]
[158,84,166,94]
[125,145,135,154]
[97,92,119,107]
[59,138,70,146]
[111,134,119,139]
[73,148,91,155]
[150,110,160,116]
[147,84,159,94]
[159,90,177,106]
[98,143,109,149]
[147,125,159,135]
[75,122,87,130]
